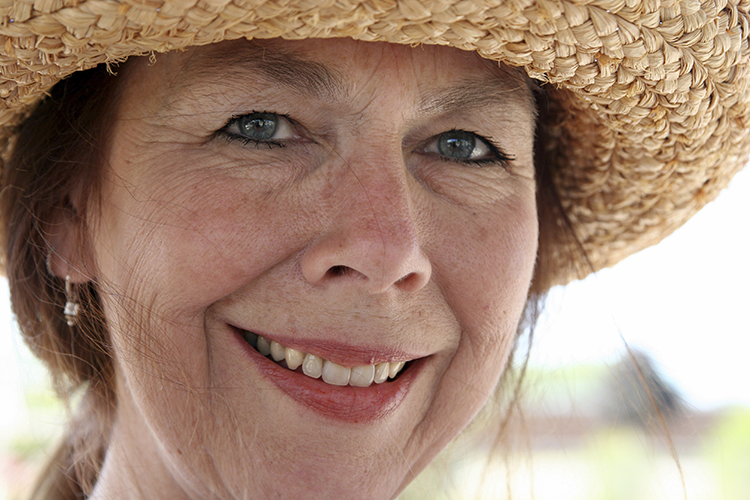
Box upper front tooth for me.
[322,360,351,386]
[270,341,285,362]
[285,347,304,370]
[257,336,272,356]
[388,361,405,379]
[349,364,375,387]
[302,354,323,379]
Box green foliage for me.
[706,408,750,500]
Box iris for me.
[238,113,278,140]
[438,131,476,160]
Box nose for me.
[300,162,432,294]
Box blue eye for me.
[220,112,297,146]
[438,131,477,160]
[423,129,512,166]
[238,113,279,140]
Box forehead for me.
[132,38,535,115]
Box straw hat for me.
[0,0,748,287]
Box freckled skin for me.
[82,38,538,500]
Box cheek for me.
[93,169,303,493]
[432,189,537,377]
[92,165,308,398]
[436,191,538,326]
[407,192,537,469]
[95,168,303,315]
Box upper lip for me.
[229,324,429,367]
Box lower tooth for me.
[302,354,323,379]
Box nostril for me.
[327,265,353,278]
[393,270,430,292]
[394,273,411,285]
[302,235,431,292]
[322,266,429,291]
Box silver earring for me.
[64,275,80,327]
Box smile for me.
[241,330,407,387]
[232,325,423,422]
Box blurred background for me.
[2,167,749,500]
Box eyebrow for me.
[176,40,349,101]
[418,76,537,119]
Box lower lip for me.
[233,329,421,423]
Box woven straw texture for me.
[0,0,749,286]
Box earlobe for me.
[45,204,91,284]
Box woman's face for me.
[88,38,538,499]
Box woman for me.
[1,1,747,499]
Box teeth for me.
[388,361,405,379]
[322,360,350,386]
[302,353,323,379]
[256,336,271,356]
[285,347,304,370]
[350,365,375,387]
[244,332,410,387]
[374,363,390,384]
[270,341,285,362]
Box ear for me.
[46,201,92,284]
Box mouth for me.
[231,326,423,422]
[241,330,408,388]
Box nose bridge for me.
[300,150,431,293]
[345,157,417,246]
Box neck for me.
[89,398,193,500]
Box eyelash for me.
[216,113,514,167]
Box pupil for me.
[438,131,475,159]
[239,113,278,140]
